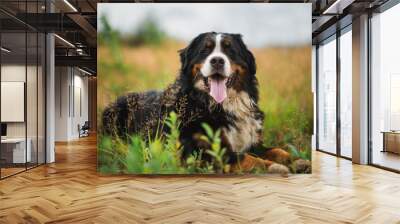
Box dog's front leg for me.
[250,145,311,174]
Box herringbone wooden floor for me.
[1,135,400,224]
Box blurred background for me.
[98,3,313,154]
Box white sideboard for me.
[1,138,32,163]
[382,132,400,154]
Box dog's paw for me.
[264,148,291,164]
[292,159,311,173]
[267,163,289,176]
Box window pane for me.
[318,37,337,154]
[340,29,352,158]
[38,33,45,165]
[371,4,400,171]
[27,30,38,169]
[1,30,27,177]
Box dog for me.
[102,32,297,174]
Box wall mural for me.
[97,3,312,175]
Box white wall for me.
[1,63,46,164]
[55,67,69,141]
[1,65,26,133]
[72,73,89,138]
[55,67,89,141]
[1,65,33,138]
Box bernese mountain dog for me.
[102,32,302,174]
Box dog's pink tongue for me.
[210,78,227,103]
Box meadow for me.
[97,17,312,174]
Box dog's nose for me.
[210,57,225,68]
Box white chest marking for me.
[222,90,262,153]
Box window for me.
[390,74,400,130]
[0,2,46,179]
[317,36,337,154]
[316,25,353,159]
[370,3,400,171]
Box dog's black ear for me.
[178,47,189,72]
[178,33,207,75]
[233,34,256,76]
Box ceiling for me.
[311,0,389,43]
[0,0,393,75]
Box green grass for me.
[98,112,232,174]
[98,112,309,174]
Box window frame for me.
[315,23,353,161]
[0,1,48,180]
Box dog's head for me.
[179,32,257,104]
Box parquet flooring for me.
[1,135,400,223]
[1,167,26,178]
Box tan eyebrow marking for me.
[205,40,213,48]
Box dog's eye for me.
[223,40,231,48]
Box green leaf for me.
[201,123,214,139]
[287,144,300,159]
